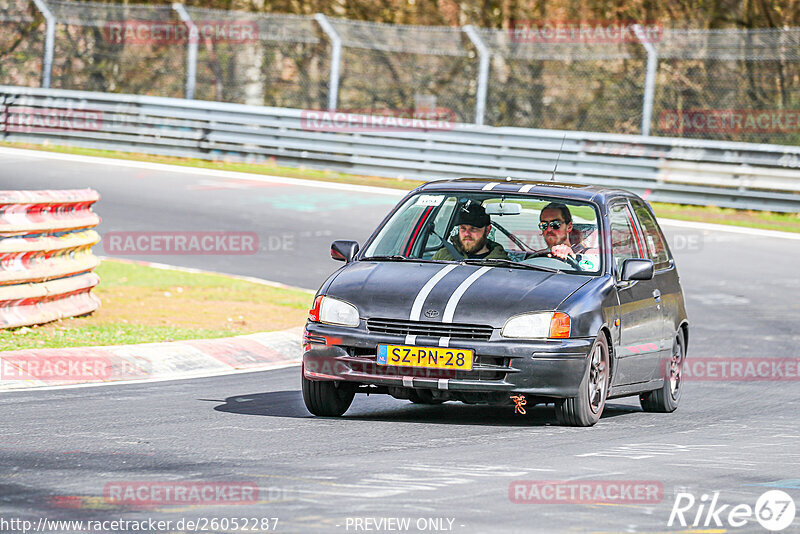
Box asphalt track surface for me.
[1,148,799,533]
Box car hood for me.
[326,261,592,327]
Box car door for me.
[630,198,681,355]
[609,201,665,386]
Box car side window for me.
[631,200,671,270]
[609,203,642,277]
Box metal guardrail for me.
[1,86,800,212]
[0,188,101,329]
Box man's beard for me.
[455,232,488,254]
[544,232,566,248]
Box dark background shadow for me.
[211,390,642,426]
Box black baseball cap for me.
[456,202,490,228]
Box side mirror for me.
[620,258,654,281]
[331,240,359,262]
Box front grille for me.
[345,355,513,381]
[366,318,493,340]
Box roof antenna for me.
[550,134,567,182]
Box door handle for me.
[652,289,661,302]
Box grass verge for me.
[3,141,800,233]
[0,259,312,351]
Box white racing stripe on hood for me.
[442,266,492,323]
[409,264,458,321]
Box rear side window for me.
[631,200,671,270]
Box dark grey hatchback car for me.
[301,178,689,426]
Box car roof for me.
[415,177,643,206]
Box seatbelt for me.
[429,226,464,260]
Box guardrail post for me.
[314,14,341,111]
[31,0,55,89]
[633,24,658,136]
[463,25,489,126]
[173,3,197,100]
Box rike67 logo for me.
[669,490,796,532]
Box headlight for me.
[317,296,360,327]
[501,312,570,339]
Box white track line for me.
[660,218,800,240]
[0,146,407,197]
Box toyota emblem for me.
[424,309,439,318]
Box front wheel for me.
[302,375,355,417]
[555,333,609,427]
[640,329,685,413]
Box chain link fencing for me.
[0,0,44,87]
[478,28,647,133]
[327,18,475,122]
[652,29,800,145]
[185,8,327,108]
[45,1,185,96]
[3,1,800,146]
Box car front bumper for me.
[302,322,594,398]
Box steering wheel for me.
[528,249,581,270]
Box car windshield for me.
[362,191,603,274]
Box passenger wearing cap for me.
[432,203,509,260]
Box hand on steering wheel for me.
[547,244,581,269]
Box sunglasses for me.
[538,220,565,230]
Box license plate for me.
[377,345,473,371]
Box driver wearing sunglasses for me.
[538,202,587,262]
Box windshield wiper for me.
[362,255,409,261]
[460,258,558,273]
[362,255,450,264]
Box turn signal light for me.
[548,312,571,338]
[308,295,324,322]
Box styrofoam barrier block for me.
[0,272,100,301]
[0,290,100,328]
[0,189,100,205]
[0,251,99,285]
[0,230,100,253]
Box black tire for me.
[555,333,610,427]
[640,329,685,413]
[408,389,445,405]
[302,376,355,417]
